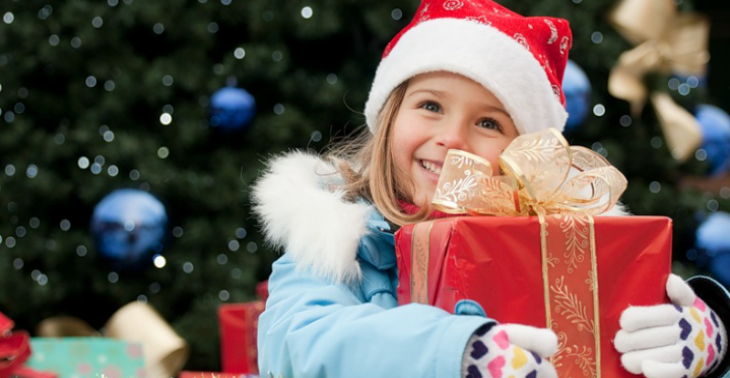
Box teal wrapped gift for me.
[26,338,146,378]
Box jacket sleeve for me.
[257,252,493,378]
[688,276,730,378]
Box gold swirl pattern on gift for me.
[559,215,590,274]
[551,276,595,334]
[553,332,598,378]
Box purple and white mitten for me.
[462,323,558,378]
[615,274,728,378]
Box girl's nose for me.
[435,119,469,150]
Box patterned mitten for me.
[462,323,559,378]
[615,274,728,378]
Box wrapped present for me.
[179,372,239,378]
[396,129,671,378]
[25,338,145,378]
[35,302,189,378]
[0,311,56,378]
[396,215,671,378]
[218,301,264,375]
[179,372,259,378]
[1,311,32,377]
[255,281,269,303]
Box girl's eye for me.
[478,118,501,131]
[420,101,441,113]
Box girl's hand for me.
[463,323,558,378]
[615,274,728,378]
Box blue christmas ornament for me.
[91,189,167,269]
[697,212,730,286]
[209,86,256,131]
[562,60,591,133]
[695,104,730,176]
[697,212,730,254]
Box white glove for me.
[462,323,559,378]
[615,274,728,378]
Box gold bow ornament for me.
[607,0,710,161]
[35,302,189,378]
[432,128,627,217]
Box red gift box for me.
[0,312,56,378]
[218,301,265,375]
[255,281,269,303]
[395,215,672,378]
[179,372,255,378]
[1,311,31,377]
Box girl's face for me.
[392,71,519,207]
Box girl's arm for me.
[688,276,730,378]
[258,252,491,378]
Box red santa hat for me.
[364,0,572,135]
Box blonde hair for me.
[328,81,430,226]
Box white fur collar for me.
[602,203,630,216]
[251,152,631,284]
[251,151,372,283]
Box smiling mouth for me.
[420,160,442,175]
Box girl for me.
[252,1,730,377]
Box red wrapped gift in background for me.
[179,372,258,378]
[0,312,57,378]
[218,281,267,375]
[0,312,31,377]
[395,215,672,378]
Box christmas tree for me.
[0,0,728,372]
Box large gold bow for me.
[432,129,628,216]
[608,0,709,161]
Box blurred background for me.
[1,0,730,374]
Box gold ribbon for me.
[651,92,703,161]
[542,215,601,378]
[36,302,189,378]
[607,0,709,161]
[410,222,434,305]
[432,128,627,217]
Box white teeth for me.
[421,160,442,175]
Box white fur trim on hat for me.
[364,18,568,135]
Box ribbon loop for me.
[432,150,518,215]
[608,0,709,82]
[609,0,676,45]
[500,128,573,206]
[608,0,710,161]
[432,129,627,216]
